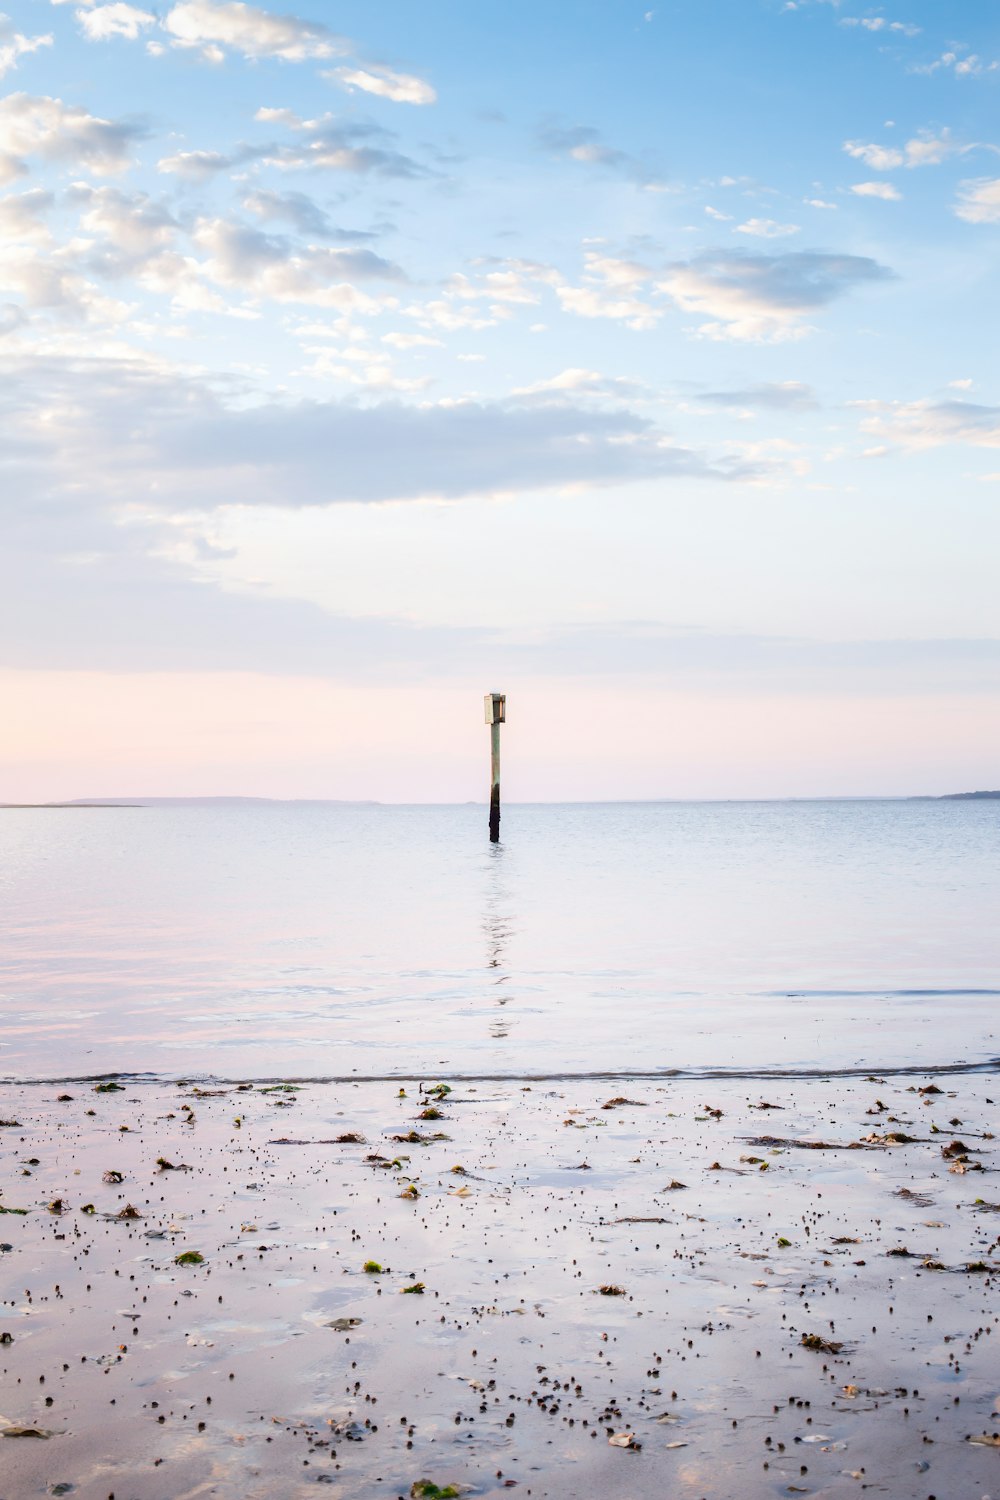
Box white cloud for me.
[954,177,1000,224]
[255,109,424,178]
[0,18,53,79]
[843,130,964,172]
[157,149,234,180]
[555,252,661,331]
[78,4,155,41]
[704,205,732,221]
[913,49,998,79]
[840,16,921,36]
[163,0,345,61]
[509,367,646,401]
[536,121,658,184]
[0,93,143,185]
[851,181,902,200]
[190,216,405,306]
[381,330,441,350]
[735,217,801,238]
[805,198,838,209]
[327,64,436,106]
[0,187,53,244]
[69,183,177,254]
[657,248,892,342]
[843,139,904,170]
[699,381,818,411]
[855,396,1000,450]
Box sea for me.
[0,799,997,1082]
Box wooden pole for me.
[485,692,505,842]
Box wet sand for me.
[1,1071,998,1499]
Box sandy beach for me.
[2,1069,998,1499]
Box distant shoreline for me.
[3,792,999,809]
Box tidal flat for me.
[1,1073,999,1500]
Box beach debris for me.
[391,1131,450,1145]
[102,1170,124,1184]
[613,1216,668,1224]
[751,1101,783,1110]
[776,1237,792,1248]
[410,1482,461,1499]
[48,1199,66,1214]
[0,1332,12,1344]
[662,1179,687,1190]
[0,1205,29,1215]
[801,1333,844,1354]
[895,1187,934,1206]
[602,1097,646,1109]
[608,1430,641,1449]
[155,1157,190,1171]
[598,1284,626,1296]
[363,1260,383,1274]
[174,1251,205,1266]
[0,1119,22,1128]
[418,1107,445,1120]
[401,1281,425,1294]
[399,1184,420,1200]
[967,1433,1000,1447]
[423,1084,452,1099]
[326,1317,362,1331]
[743,1135,844,1151]
[94,1082,124,1093]
[116,1204,142,1220]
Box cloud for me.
[843,139,904,170]
[954,177,1000,224]
[555,252,661,331]
[327,64,436,106]
[509,367,647,402]
[0,17,53,77]
[77,3,156,41]
[0,186,54,244]
[189,216,405,304]
[844,129,970,172]
[840,16,921,36]
[657,248,893,342]
[913,48,998,78]
[69,183,177,255]
[735,217,801,238]
[254,109,425,178]
[157,112,424,181]
[162,0,345,62]
[0,92,144,185]
[855,396,1000,451]
[535,120,658,185]
[851,180,902,200]
[0,352,762,525]
[242,188,377,241]
[699,381,818,411]
[156,147,248,180]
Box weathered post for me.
[484,692,505,842]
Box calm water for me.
[0,800,997,1081]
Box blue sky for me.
[1,0,999,798]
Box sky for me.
[1,0,999,801]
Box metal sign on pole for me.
[484,692,506,842]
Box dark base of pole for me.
[489,784,500,843]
